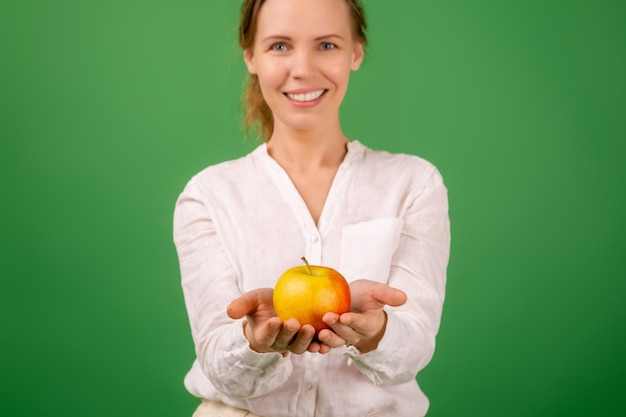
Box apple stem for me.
[301,257,313,275]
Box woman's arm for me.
[322,167,451,385]
[173,180,294,398]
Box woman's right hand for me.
[227,288,331,355]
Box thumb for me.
[371,283,407,307]
[226,288,273,319]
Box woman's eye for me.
[320,42,336,50]
[271,43,287,52]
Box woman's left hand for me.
[318,279,407,353]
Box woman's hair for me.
[238,0,368,141]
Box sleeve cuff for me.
[227,320,289,368]
[343,309,419,386]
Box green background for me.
[2,0,625,416]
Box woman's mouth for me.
[285,89,327,103]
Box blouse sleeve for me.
[173,179,293,398]
[344,166,451,385]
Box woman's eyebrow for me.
[260,35,291,42]
[314,34,345,41]
[260,34,345,42]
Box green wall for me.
[2,1,625,416]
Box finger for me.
[226,288,273,319]
[317,327,346,348]
[319,313,348,347]
[272,318,301,348]
[288,324,316,354]
[307,341,321,354]
[251,317,283,347]
[319,313,363,348]
[339,311,384,337]
[318,343,332,354]
[370,283,407,307]
[307,339,332,354]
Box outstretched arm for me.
[174,182,295,398]
[319,167,450,386]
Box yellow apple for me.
[273,257,351,335]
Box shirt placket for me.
[305,228,322,265]
[296,354,322,416]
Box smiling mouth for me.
[285,89,327,102]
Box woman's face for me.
[243,0,364,135]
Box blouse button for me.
[311,235,319,243]
[305,383,313,391]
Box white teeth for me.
[287,90,325,102]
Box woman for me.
[173,0,450,416]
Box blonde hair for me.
[238,0,368,141]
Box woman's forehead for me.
[255,0,352,38]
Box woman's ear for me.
[351,42,364,71]
[243,49,257,74]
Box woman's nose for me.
[290,49,315,78]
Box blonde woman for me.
[173,0,450,415]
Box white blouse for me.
[173,140,450,417]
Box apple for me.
[273,257,351,335]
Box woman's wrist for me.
[242,321,287,355]
[353,311,388,354]
[243,321,266,353]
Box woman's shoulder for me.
[353,141,441,180]
[181,145,265,192]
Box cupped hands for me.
[226,280,407,355]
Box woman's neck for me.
[267,125,349,172]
